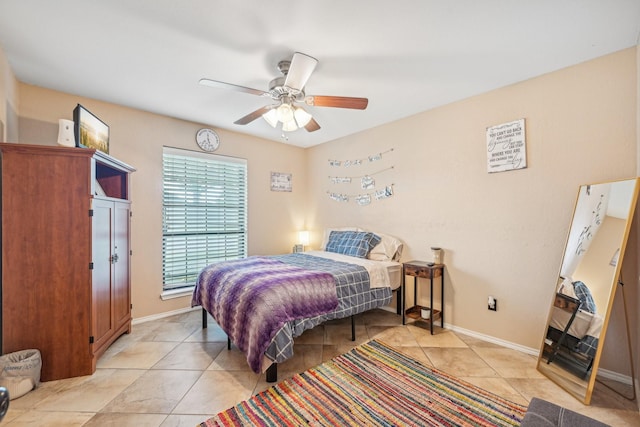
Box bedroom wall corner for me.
[15,83,309,320]
[0,43,19,142]
[306,47,638,354]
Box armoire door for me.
[113,200,131,332]
[91,199,115,351]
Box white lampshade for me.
[282,119,298,132]
[294,108,312,127]
[298,230,310,246]
[262,109,278,127]
[276,103,294,123]
[262,103,314,133]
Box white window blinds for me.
[162,147,247,290]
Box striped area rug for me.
[203,339,528,426]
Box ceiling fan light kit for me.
[200,52,369,134]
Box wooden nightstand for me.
[402,260,445,334]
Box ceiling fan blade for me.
[284,52,318,91]
[304,95,368,110]
[234,105,274,125]
[199,78,269,97]
[304,118,321,132]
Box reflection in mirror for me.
[537,178,639,404]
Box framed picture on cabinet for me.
[73,104,109,154]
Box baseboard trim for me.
[445,323,540,356]
[132,306,200,325]
[596,367,634,386]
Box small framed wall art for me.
[270,172,292,192]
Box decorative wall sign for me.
[328,166,394,184]
[330,176,352,184]
[374,185,394,200]
[361,176,375,190]
[486,118,526,173]
[328,148,394,167]
[327,149,395,205]
[356,194,372,206]
[327,184,395,204]
[270,172,292,192]
[328,192,349,202]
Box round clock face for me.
[196,128,220,152]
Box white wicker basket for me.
[0,349,41,400]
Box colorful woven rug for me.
[202,339,528,426]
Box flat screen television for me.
[73,104,109,154]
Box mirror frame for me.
[536,177,639,404]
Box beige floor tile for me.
[275,344,324,377]
[425,347,499,377]
[97,341,180,369]
[84,412,169,426]
[2,408,27,424]
[508,377,587,411]
[293,325,325,345]
[160,414,214,426]
[6,377,86,411]
[457,332,507,348]
[207,347,254,371]
[360,308,402,325]
[153,342,226,370]
[367,325,419,347]
[321,344,345,362]
[459,376,529,405]
[6,411,95,426]
[184,323,228,343]
[137,321,201,342]
[34,368,145,412]
[409,327,469,348]
[473,347,544,379]
[14,307,637,425]
[101,369,202,414]
[324,323,368,345]
[172,370,258,415]
[392,345,434,367]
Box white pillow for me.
[320,227,362,250]
[367,232,403,261]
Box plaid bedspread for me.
[191,256,339,373]
[192,253,392,372]
[266,253,392,365]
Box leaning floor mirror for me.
[537,177,639,404]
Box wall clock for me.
[195,128,220,152]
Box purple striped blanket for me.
[191,257,338,373]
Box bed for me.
[191,229,403,382]
[545,280,602,373]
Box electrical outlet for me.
[488,296,497,311]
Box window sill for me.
[160,287,195,300]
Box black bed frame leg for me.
[351,315,355,341]
[201,308,208,328]
[227,337,231,350]
[266,363,278,383]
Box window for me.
[162,147,247,291]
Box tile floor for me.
[3,308,639,426]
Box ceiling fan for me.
[199,52,368,133]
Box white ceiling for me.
[1,1,639,148]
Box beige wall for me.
[306,48,638,354]
[16,84,308,318]
[0,45,18,141]
[2,42,639,386]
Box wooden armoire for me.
[0,143,135,381]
